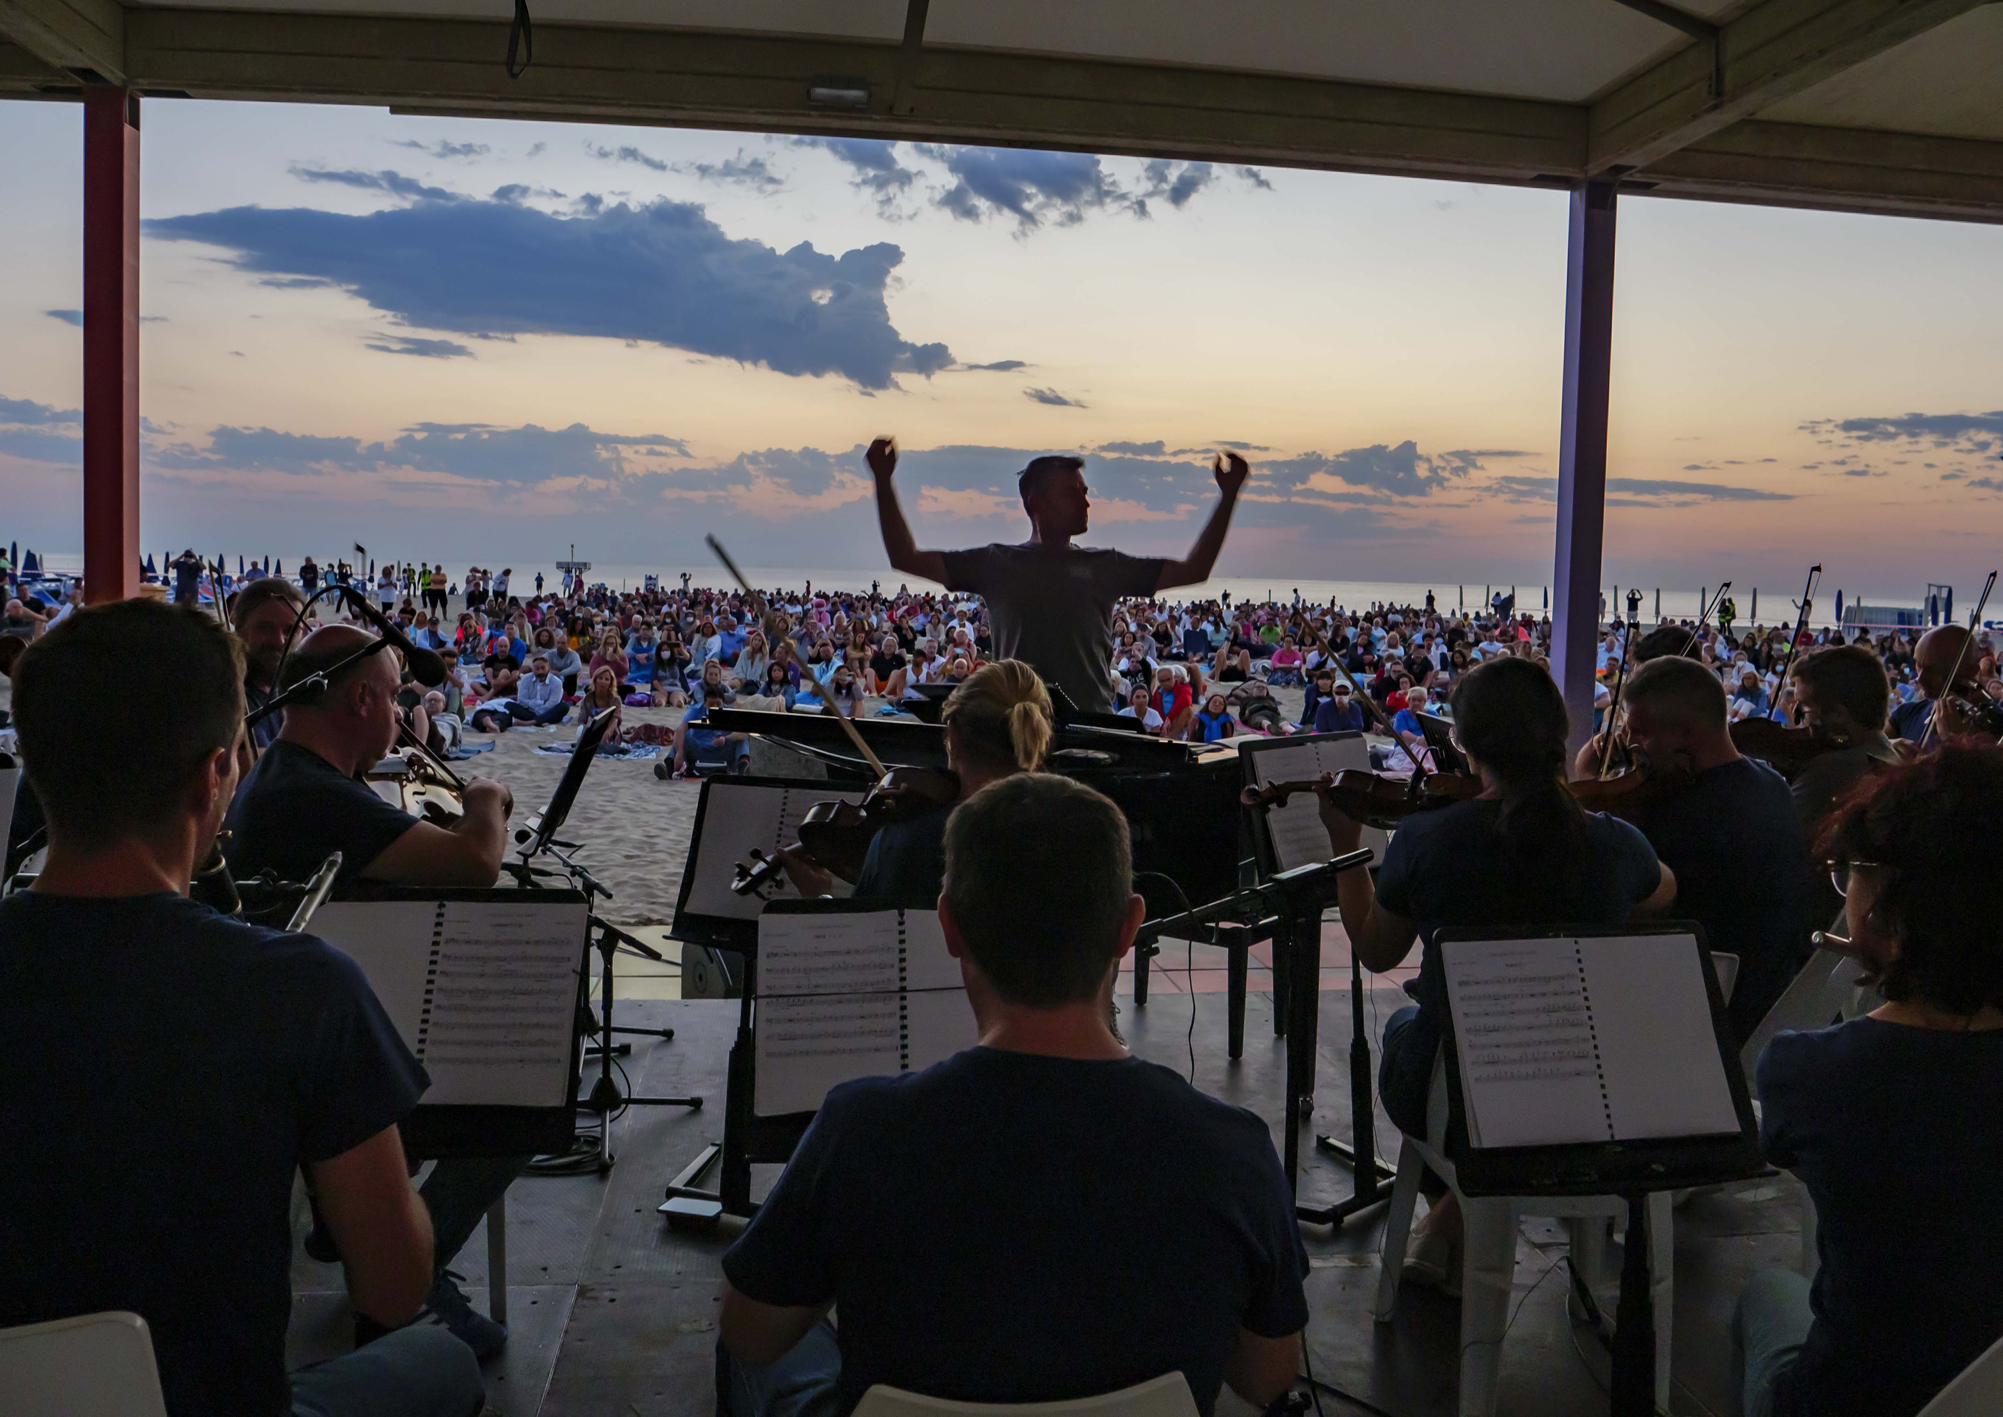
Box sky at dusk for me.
[2,96,2001,603]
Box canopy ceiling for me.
[3,0,2001,220]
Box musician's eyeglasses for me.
[1827,860,1884,898]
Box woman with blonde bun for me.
[775,659,1053,904]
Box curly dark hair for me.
[1817,742,2003,1016]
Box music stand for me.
[514,706,701,1175]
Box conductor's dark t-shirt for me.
[941,544,1163,713]
[0,892,425,1417]
[225,739,419,885]
[723,1048,1308,1416]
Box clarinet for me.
[189,833,243,917]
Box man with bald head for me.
[1890,624,1975,744]
[224,625,521,1359]
[226,625,512,889]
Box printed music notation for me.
[1247,737,1379,872]
[309,898,589,1109]
[1442,935,1744,1150]
[752,909,977,1116]
[683,781,869,921]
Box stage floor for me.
[286,987,1801,1416]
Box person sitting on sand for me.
[670,660,751,778]
[1189,693,1236,743]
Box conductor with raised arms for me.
[870,437,1250,713]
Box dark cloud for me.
[919,146,1129,229]
[0,396,81,425]
[959,359,1027,372]
[1484,474,1792,504]
[1968,477,2003,492]
[1805,410,2003,451]
[290,165,459,202]
[393,139,490,160]
[1264,442,1476,497]
[1137,159,1215,210]
[491,183,567,205]
[684,152,784,191]
[149,419,690,485]
[1216,440,1273,452]
[364,334,474,359]
[44,309,81,327]
[1098,440,1166,457]
[146,194,952,389]
[586,143,669,172]
[795,137,916,208]
[1024,387,1086,408]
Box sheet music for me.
[423,901,587,1106]
[1579,936,1742,1140]
[682,781,868,920]
[306,898,587,1108]
[1442,938,1613,1148]
[753,907,976,1115]
[1442,934,1741,1149]
[1246,735,1386,872]
[311,901,440,1047]
[759,908,960,997]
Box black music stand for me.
[1432,925,1765,1416]
[1236,770,1398,1227]
[514,707,701,1174]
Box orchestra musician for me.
[868,437,1250,713]
[0,601,485,1417]
[1890,624,1981,745]
[1780,644,1900,830]
[1607,655,1818,1042]
[1312,657,1674,1287]
[224,624,519,1359]
[772,659,1054,904]
[720,774,1306,1414]
[231,573,310,756]
[1735,743,2003,1417]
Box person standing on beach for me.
[868,438,1250,713]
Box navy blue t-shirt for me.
[723,1048,1308,1415]
[1630,757,1813,1040]
[1889,697,1934,743]
[1759,1019,2003,1417]
[851,803,951,907]
[1376,796,1663,1023]
[225,739,418,885]
[0,892,426,1417]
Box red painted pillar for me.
[1551,180,1617,757]
[83,87,142,605]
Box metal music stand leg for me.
[1286,905,1393,1226]
[1227,938,1247,1061]
[1306,953,1397,1224]
[1610,1194,1656,1417]
[659,957,758,1230]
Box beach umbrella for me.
[275,559,284,576]
[1835,590,1844,623]
[22,549,37,574]
[238,555,245,574]
[143,553,156,575]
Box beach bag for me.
[624,692,651,706]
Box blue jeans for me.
[291,1324,483,1417]
[1733,1267,1812,1417]
[718,1320,842,1417]
[1380,1003,1446,1199]
[512,702,568,726]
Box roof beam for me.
[1638,118,2003,223]
[115,8,1582,182]
[1587,0,1989,174]
[0,0,123,83]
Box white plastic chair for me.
[1373,1058,1675,1417]
[1917,1333,2003,1417]
[0,1311,167,1417]
[852,1372,1198,1416]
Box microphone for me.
[341,587,446,686]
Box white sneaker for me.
[1402,1225,1463,1299]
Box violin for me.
[732,766,961,897]
[1729,716,1850,776]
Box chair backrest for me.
[0,1311,167,1417]
[1917,1334,2003,1417]
[852,1372,1200,1417]
[1741,947,1864,1079]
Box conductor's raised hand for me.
[1212,450,1251,496]
[866,437,899,481]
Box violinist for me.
[773,659,1053,905]
[1314,657,1673,1286]
[1613,655,1816,1040]
[1891,624,1983,745]
[1781,645,1899,830]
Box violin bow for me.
[1596,591,1645,779]
[1919,568,1997,750]
[1768,565,1822,724]
[706,535,888,778]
